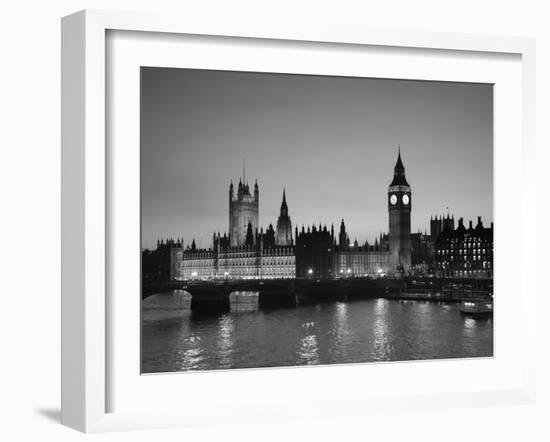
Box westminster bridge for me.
[142,276,493,312]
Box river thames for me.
[141,291,493,373]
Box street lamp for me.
[224,271,229,280]
[191,271,198,280]
[308,268,313,276]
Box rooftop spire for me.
[390,145,409,187]
[395,145,404,171]
[242,159,246,184]
[280,187,288,215]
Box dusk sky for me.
[141,68,493,250]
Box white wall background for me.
[0,0,548,440]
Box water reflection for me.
[178,347,204,371]
[462,316,492,345]
[217,315,234,368]
[335,302,348,325]
[374,297,386,314]
[372,299,391,360]
[331,302,350,344]
[299,334,319,365]
[142,290,493,373]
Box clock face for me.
[402,194,410,205]
[390,194,397,205]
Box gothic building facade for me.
[229,169,259,246]
[169,176,296,280]
[410,231,432,274]
[143,150,493,282]
[388,148,412,274]
[430,214,455,239]
[295,219,391,279]
[145,152,411,282]
[434,216,493,279]
[176,242,296,280]
[142,238,184,282]
[275,189,293,246]
[295,224,334,278]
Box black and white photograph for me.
[140,67,494,374]
[6,0,550,438]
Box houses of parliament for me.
[142,151,493,282]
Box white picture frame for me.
[61,9,537,433]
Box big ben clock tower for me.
[388,147,411,274]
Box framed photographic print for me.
[140,68,495,374]
[61,9,537,432]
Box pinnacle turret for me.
[390,146,409,187]
[276,187,292,246]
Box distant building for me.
[177,241,296,280]
[142,238,183,282]
[434,216,493,278]
[275,189,293,246]
[419,213,458,275]
[338,219,349,249]
[144,152,492,282]
[333,220,390,277]
[229,165,259,246]
[430,214,455,239]
[178,247,216,280]
[332,249,390,277]
[294,148,412,280]
[262,224,276,248]
[257,246,296,279]
[295,220,390,279]
[410,231,433,274]
[171,180,296,280]
[295,224,334,278]
[388,148,412,274]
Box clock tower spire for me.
[388,146,411,274]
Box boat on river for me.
[460,298,493,316]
